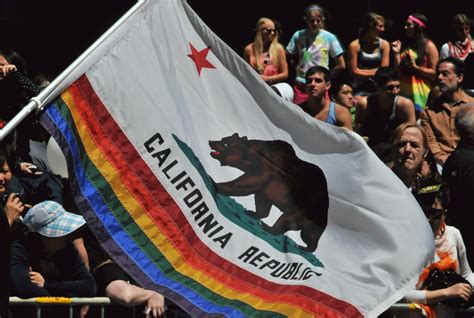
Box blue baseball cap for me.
[23,200,85,237]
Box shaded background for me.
[0,0,472,80]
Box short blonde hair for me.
[390,122,428,151]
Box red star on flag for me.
[187,42,215,75]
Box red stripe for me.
[70,75,362,317]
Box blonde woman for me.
[244,17,288,85]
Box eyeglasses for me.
[384,84,400,91]
[424,208,445,220]
[262,28,276,34]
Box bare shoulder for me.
[356,95,368,110]
[426,39,437,48]
[243,44,253,61]
[335,103,352,120]
[425,40,438,52]
[348,39,360,51]
[335,103,350,113]
[396,96,414,108]
[380,39,390,49]
[334,103,353,130]
[244,43,253,53]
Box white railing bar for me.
[9,297,112,305]
[10,298,474,315]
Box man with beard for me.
[356,67,416,161]
[421,57,474,166]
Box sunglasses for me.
[424,208,445,220]
[262,28,276,34]
[384,84,400,91]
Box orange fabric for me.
[415,226,456,318]
[412,223,463,318]
[416,222,457,288]
[418,303,436,318]
[417,255,457,289]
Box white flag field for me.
[37,0,434,316]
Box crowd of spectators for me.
[246,6,474,317]
[0,49,168,317]
[1,3,474,317]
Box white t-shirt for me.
[404,226,474,303]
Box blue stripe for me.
[44,102,246,317]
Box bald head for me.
[455,103,474,142]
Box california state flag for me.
[39,0,434,316]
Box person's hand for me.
[260,74,271,83]
[404,54,419,71]
[20,162,43,176]
[143,292,165,317]
[445,283,472,301]
[4,193,24,226]
[391,40,401,54]
[79,305,90,318]
[29,268,45,288]
[0,64,17,80]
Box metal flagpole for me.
[0,0,146,141]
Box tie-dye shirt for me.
[286,29,344,84]
[399,48,432,113]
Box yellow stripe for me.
[62,90,314,317]
[36,297,72,304]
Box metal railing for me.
[389,303,474,317]
[391,303,474,312]
[9,296,127,318]
[9,298,474,318]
